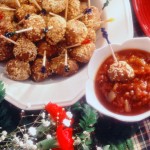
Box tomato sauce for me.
[95,49,150,115]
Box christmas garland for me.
[0,80,136,150]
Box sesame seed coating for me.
[80,6,101,30]
[42,0,66,14]
[66,20,88,45]
[15,4,37,21]
[68,0,81,20]
[50,55,79,77]
[0,4,14,21]
[86,28,96,42]
[69,42,96,63]
[23,14,46,42]
[31,58,51,82]
[108,61,135,82]
[37,41,57,58]
[46,16,66,45]
[13,36,37,62]
[5,59,31,81]
[0,42,14,61]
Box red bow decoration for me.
[56,125,74,150]
[45,103,74,150]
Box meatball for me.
[5,59,31,81]
[37,41,57,58]
[50,55,79,77]
[108,61,135,82]
[23,14,46,42]
[80,6,101,30]
[66,20,88,45]
[0,42,14,61]
[0,21,17,42]
[42,0,66,14]
[0,4,15,21]
[69,42,96,63]
[86,28,96,42]
[46,16,66,45]
[31,58,51,82]
[13,37,37,62]
[67,0,80,20]
[15,4,37,21]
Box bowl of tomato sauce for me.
[86,37,150,122]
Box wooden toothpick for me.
[30,0,42,11]
[65,0,69,20]
[0,34,18,45]
[0,7,16,11]
[41,51,47,73]
[15,0,21,7]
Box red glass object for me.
[132,0,150,36]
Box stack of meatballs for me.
[0,0,101,82]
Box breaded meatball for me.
[80,6,101,30]
[31,58,51,82]
[86,28,96,42]
[68,0,80,20]
[66,20,88,45]
[0,4,15,21]
[0,21,18,42]
[23,14,46,42]
[37,41,57,58]
[69,42,96,63]
[0,42,14,61]
[5,59,31,81]
[50,55,79,77]
[56,40,68,54]
[108,61,135,82]
[46,16,66,45]
[42,0,66,14]
[13,36,37,62]
[15,4,37,21]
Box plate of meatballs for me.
[0,0,133,110]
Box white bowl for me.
[86,37,150,122]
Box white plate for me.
[1,0,133,110]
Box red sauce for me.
[95,49,150,115]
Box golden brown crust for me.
[31,58,51,82]
[66,20,88,45]
[0,4,15,21]
[37,41,57,58]
[50,55,79,76]
[80,6,101,30]
[86,28,96,43]
[13,36,37,62]
[15,4,37,21]
[23,14,46,42]
[0,42,14,61]
[46,16,66,45]
[42,0,66,13]
[68,0,81,20]
[5,59,31,80]
[69,42,96,63]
